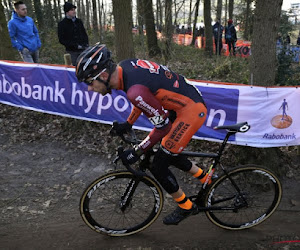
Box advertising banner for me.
[0,60,299,147]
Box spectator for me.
[225,19,237,56]
[186,27,192,35]
[58,2,89,66]
[212,19,224,55]
[180,25,186,34]
[276,33,283,46]
[297,34,300,46]
[175,25,180,34]
[199,26,205,37]
[8,1,41,63]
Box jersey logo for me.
[173,80,179,88]
[136,60,160,74]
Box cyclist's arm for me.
[127,84,171,153]
[127,106,142,125]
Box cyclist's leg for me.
[162,102,210,183]
[157,102,207,224]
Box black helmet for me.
[75,43,115,85]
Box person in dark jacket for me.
[8,1,41,63]
[58,2,89,66]
[212,19,224,55]
[225,19,237,56]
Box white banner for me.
[0,60,299,148]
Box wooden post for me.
[64,54,72,66]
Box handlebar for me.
[113,146,147,177]
[110,121,139,144]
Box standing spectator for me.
[8,1,41,63]
[225,19,237,56]
[58,2,89,66]
[212,19,224,55]
[297,33,300,46]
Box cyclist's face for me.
[87,79,110,95]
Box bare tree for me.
[187,0,193,28]
[244,0,252,40]
[0,0,17,60]
[204,0,213,56]
[216,0,222,21]
[191,0,201,46]
[250,0,283,86]
[85,0,90,30]
[164,0,173,62]
[174,0,185,26]
[112,0,135,61]
[228,0,234,20]
[92,0,98,36]
[33,0,44,30]
[142,0,161,57]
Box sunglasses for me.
[84,68,106,85]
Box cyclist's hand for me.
[110,121,132,136]
[120,148,140,165]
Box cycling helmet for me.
[75,43,116,87]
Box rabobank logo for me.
[271,99,293,129]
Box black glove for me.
[120,148,140,165]
[110,121,132,136]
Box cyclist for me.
[76,43,211,225]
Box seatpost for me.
[217,131,236,157]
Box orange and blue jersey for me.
[118,59,207,154]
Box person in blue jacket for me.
[8,1,41,63]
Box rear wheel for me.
[80,171,163,236]
[204,165,282,230]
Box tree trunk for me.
[216,0,222,21]
[98,0,103,41]
[85,0,90,30]
[0,0,17,60]
[112,0,135,61]
[33,0,44,30]
[188,0,193,28]
[163,0,172,62]
[244,0,251,40]
[191,0,201,46]
[92,0,98,36]
[246,0,285,177]
[228,0,234,20]
[137,0,144,35]
[250,0,282,86]
[204,0,213,56]
[57,0,62,20]
[142,0,161,57]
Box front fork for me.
[119,177,141,211]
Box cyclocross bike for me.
[79,121,282,237]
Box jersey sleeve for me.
[127,106,142,125]
[126,84,172,152]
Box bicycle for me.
[79,121,282,237]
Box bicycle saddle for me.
[214,122,250,133]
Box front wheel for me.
[80,171,163,236]
[204,165,282,230]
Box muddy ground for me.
[0,105,300,250]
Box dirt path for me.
[1,133,300,250]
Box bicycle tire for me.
[80,171,164,236]
[204,165,282,230]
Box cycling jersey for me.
[117,59,207,154]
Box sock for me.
[174,193,193,210]
[193,168,211,184]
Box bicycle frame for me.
[117,122,251,212]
